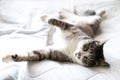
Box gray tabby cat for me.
[2,9,109,67]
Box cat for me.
[2,9,109,67]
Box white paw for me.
[2,55,13,63]
[86,16,102,25]
[97,9,105,17]
[40,15,47,22]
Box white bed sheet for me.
[0,0,120,80]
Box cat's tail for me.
[48,18,74,30]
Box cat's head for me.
[74,39,109,67]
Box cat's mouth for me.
[82,55,96,67]
[75,52,96,67]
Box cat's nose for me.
[75,52,82,56]
[75,52,82,59]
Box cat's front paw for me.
[2,54,18,63]
[2,55,13,62]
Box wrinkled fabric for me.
[0,0,120,80]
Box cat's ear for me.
[95,41,110,67]
[96,59,110,67]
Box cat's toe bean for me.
[11,54,18,59]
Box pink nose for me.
[75,52,82,59]
[78,53,81,56]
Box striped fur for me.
[2,9,109,67]
[3,49,72,62]
[48,19,74,30]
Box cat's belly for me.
[64,39,80,59]
[48,27,67,50]
[47,27,79,61]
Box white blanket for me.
[0,0,120,80]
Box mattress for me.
[0,0,120,80]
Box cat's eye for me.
[83,44,90,51]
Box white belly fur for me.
[49,27,79,60]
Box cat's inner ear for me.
[95,41,107,49]
[95,41,110,67]
[96,59,110,67]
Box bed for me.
[0,0,120,80]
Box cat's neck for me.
[64,35,93,57]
